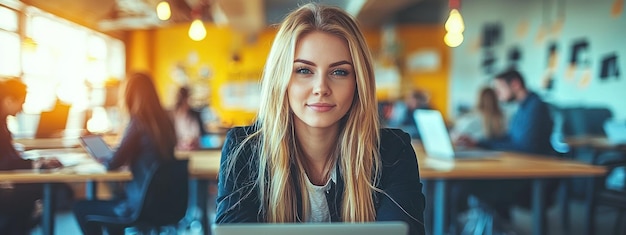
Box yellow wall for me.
[395,25,450,119]
[127,23,449,124]
[128,23,276,126]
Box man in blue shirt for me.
[453,69,555,227]
[478,69,554,154]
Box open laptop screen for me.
[212,222,408,235]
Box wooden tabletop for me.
[0,169,132,183]
[12,139,605,182]
[412,142,606,179]
[181,145,606,181]
[564,135,626,151]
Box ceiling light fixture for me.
[156,1,171,21]
[444,0,465,48]
[189,19,206,41]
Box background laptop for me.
[35,103,71,138]
[79,135,114,161]
[413,109,500,161]
[212,222,408,235]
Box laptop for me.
[35,103,71,138]
[604,119,626,145]
[212,222,408,235]
[413,109,500,161]
[79,135,115,161]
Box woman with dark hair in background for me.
[1,78,61,235]
[73,72,177,235]
[171,86,207,150]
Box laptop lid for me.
[35,103,70,138]
[79,135,114,160]
[413,109,456,160]
[212,222,408,235]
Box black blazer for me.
[215,126,426,235]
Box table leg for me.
[433,179,447,235]
[189,178,210,235]
[42,183,56,235]
[532,179,546,235]
[584,177,597,235]
[559,178,570,233]
[85,180,97,200]
[422,180,432,235]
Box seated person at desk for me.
[0,78,61,234]
[215,4,425,235]
[171,86,207,150]
[73,72,177,235]
[450,87,507,143]
[387,90,431,139]
[453,69,555,225]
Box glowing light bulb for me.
[156,1,171,20]
[188,19,206,41]
[444,32,464,48]
[445,9,465,33]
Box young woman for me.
[451,87,507,142]
[0,78,61,234]
[73,72,177,235]
[171,86,207,150]
[215,3,425,235]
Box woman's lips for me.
[307,103,335,112]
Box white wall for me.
[450,0,626,119]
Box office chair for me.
[86,159,189,234]
[590,158,626,235]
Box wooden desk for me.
[414,143,606,235]
[0,160,131,235]
[15,138,80,150]
[565,136,626,152]
[15,135,121,151]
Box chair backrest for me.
[134,159,189,225]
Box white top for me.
[305,167,337,222]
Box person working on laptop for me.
[73,72,178,235]
[216,3,425,235]
[450,87,507,143]
[457,69,554,154]
[453,69,555,227]
[1,78,62,234]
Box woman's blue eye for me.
[332,69,349,76]
[296,68,312,74]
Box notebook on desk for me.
[413,109,500,161]
[212,222,408,235]
[79,135,114,161]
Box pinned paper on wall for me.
[406,49,441,73]
[219,82,260,111]
[599,53,620,80]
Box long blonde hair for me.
[226,3,381,222]
[477,87,506,138]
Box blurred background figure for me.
[73,72,177,235]
[1,77,62,235]
[171,86,207,150]
[451,87,507,144]
[386,89,432,139]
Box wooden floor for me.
[30,200,621,235]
